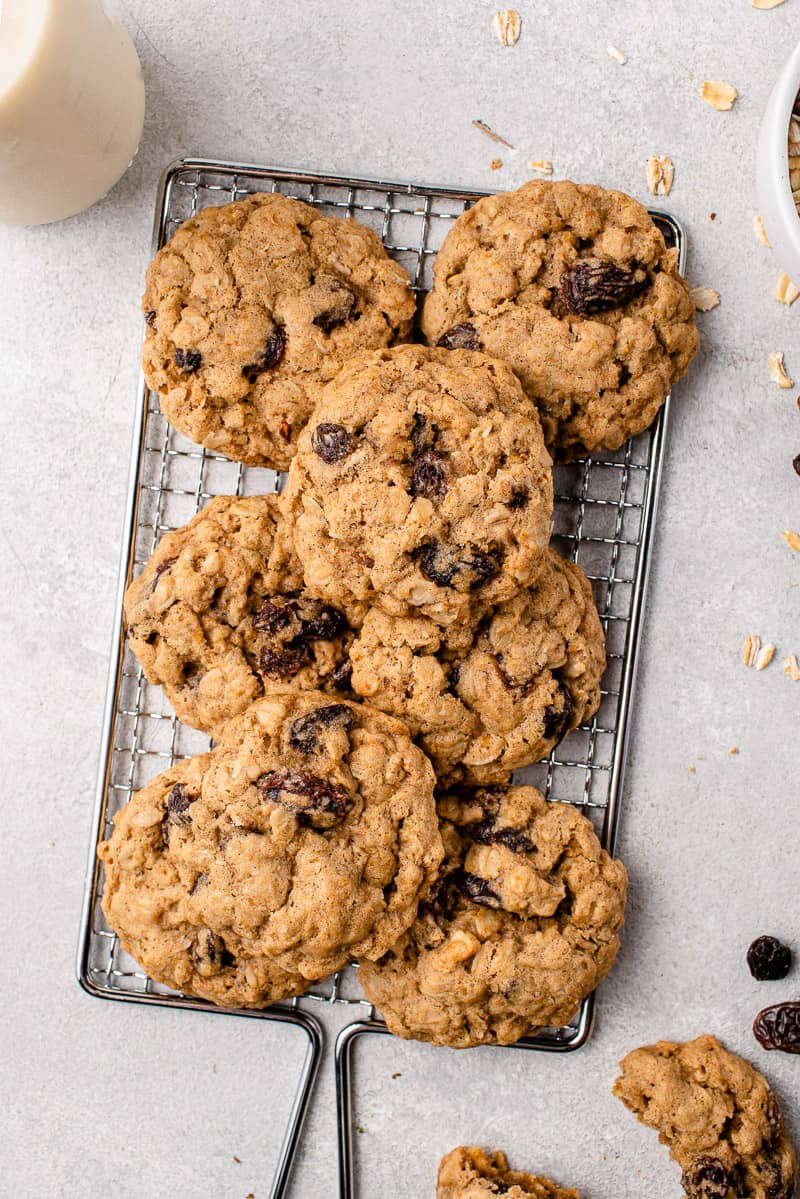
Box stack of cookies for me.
[99,180,699,1046]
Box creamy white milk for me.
[0,0,145,225]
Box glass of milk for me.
[0,0,145,225]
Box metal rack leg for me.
[335,1020,391,1199]
[269,1008,324,1199]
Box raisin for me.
[793,454,800,477]
[411,411,439,455]
[469,820,533,854]
[560,259,648,315]
[255,769,351,829]
[543,680,574,741]
[259,644,311,679]
[414,542,503,591]
[747,936,792,981]
[252,598,294,635]
[754,1002,800,1053]
[289,703,354,753]
[243,328,286,382]
[411,450,447,501]
[436,322,481,351]
[312,283,359,334]
[331,657,353,690]
[161,783,196,843]
[457,870,503,909]
[254,597,348,680]
[149,555,177,593]
[279,420,291,442]
[174,348,202,373]
[507,486,529,510]
[144,309,157,329]
[681,1155,731,1199]
[311,422,355,464]
[192,930,233,977]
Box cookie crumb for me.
[769,351,793,388]
[776,272,800,306]
[391,1071,402,1078]
[689,766,696,774]
[701,80,738,111]
[233,1156,241,1164]
[781,529,800,551]
[754,214,771,245]
[784,653,800,681]
[645,155,674,195]
[793,452,800,474]
[729,746,739,755]
[472,120,514,148]
[490,158,503,171]
[710,212,717,220]
[493,10,521,46]
[690,285,720,312]
[607,44,626,65]
[528,159,554,174]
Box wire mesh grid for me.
[79,159,682,1048]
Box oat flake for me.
[701,80,738,111]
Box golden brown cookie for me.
[98,691,443,1005]
[613,1035,798,1199]
[357,784,627,1047]
[422,180,699,458]
[348,547,605,784]
[281,345,553,628]
[124,494,360,739]
[142,194,415,469]
[437,1146,578,1199]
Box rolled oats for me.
[689,285,720,312]
[784,654,800,682]
[775,273,800,306]
[493,10,522,46]
[701,81,738,111]
[608,44,626,65]
[645,155,674,196]
[769,351,793,388]
[781,529,800,552]
[753,214,771,246]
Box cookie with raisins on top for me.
[614,1035,797,1199]
[437,1146,578,1199]
[357,784,627,1048]
[98,691,442,1006]
[281,345,553,629]
[349,547,605,785]
[142,193,415,469]
[124,495,362,740]
[422,180,699,459]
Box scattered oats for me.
[757,642,776,671]
[769,351,793,388]
[490,158,503,170]
[472,119,514,148]
[689,766,696,774]
[753,214,771,246]
[701,80,738,111]
[742,633,761,668]
[608,44,626,65]
[775,273,800,306]
[781,529,800,551]
[784,653,800,681]
[690,285,720,312]
[729,747,739,755]
[752,0,786,7]
[528,159,554,174]
[645,155,674,195]
[493,10,522,46]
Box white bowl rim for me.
[768,40,800,250]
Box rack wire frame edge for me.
[75,155,686,1199]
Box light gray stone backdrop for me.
[1,2,798,1196]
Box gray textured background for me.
[2,2,799,1196]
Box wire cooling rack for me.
[77,158,686,1199]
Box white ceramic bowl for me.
[758,40,800,281]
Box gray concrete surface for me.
[2,2,799,1196]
